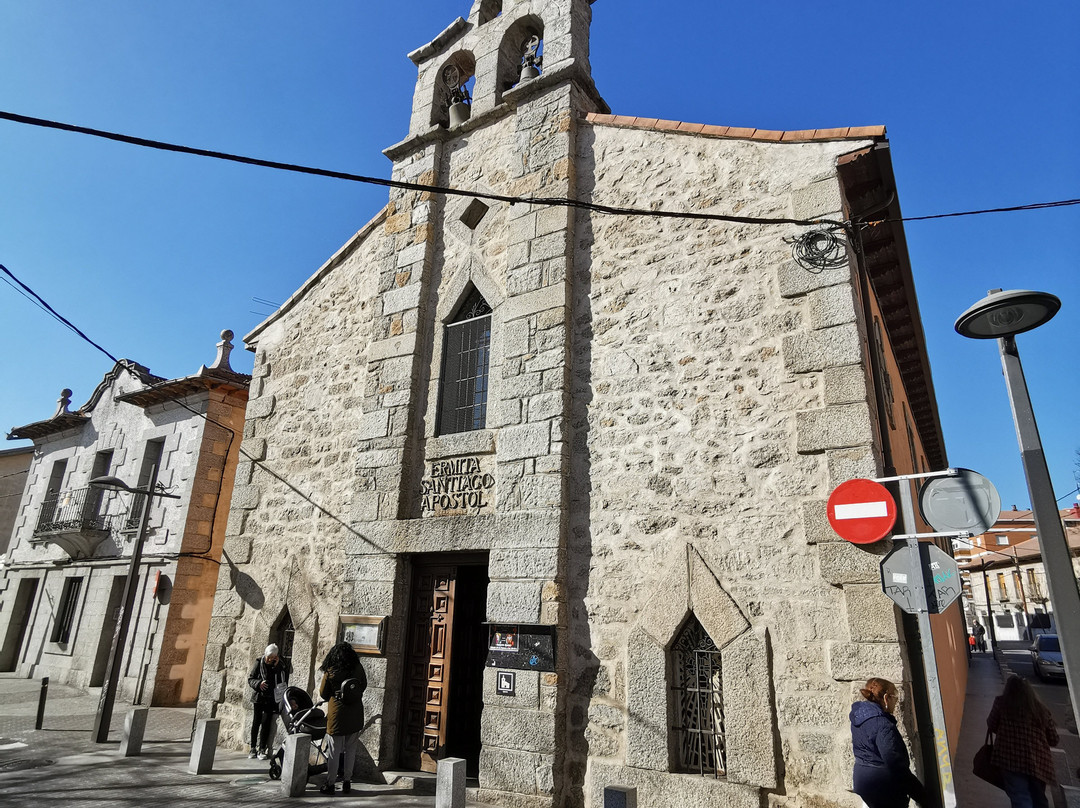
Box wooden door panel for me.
[401,563,457,772]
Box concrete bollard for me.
[119,708,149,757]
[436,756,466,808]
[281,733,311,798]
[1060,785,1080,808]
[603,785,638,808]
[188,718,220,774]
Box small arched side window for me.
[273,609,294,671]
[670,615,726,777]
[438,288,492,435]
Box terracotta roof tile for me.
[583,113,886,144]
[848,125,888,138]
[779,130,820,142]
[724,126,756,139]
[813,127,851,140]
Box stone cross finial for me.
[52,389,73,419]
[209,330,235,372]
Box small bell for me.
[449,101,472,127]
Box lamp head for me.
[88,475,132,493]
[955,289,1060,339]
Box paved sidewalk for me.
[0,676,461,807]
[953,652,1010,807]
[3,658,1075,807]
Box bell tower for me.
[363,3,606,807]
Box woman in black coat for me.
[849,677,926,808]
[246,643,290,759]
[318,641,367,795]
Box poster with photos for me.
[340,615,385,655]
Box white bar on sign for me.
[834,501,889,520]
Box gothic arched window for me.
[273,610,294,670]
[438,288,492,435]
[671,615,726,777]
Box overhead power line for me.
[2,109,1077,228]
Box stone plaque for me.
[420,456,496,517]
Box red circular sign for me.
[827,478,897,544]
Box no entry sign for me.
[827,478,897,544]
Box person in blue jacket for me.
[850,677,926,808]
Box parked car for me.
[1031,634,1064,681]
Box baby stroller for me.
[268,685,329,781]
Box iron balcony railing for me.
[33,487,115,535]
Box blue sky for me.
[1,1,1077,511]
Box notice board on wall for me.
[485,624,556,672]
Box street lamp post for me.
[980,562,997,650]
[88,468,180,743]
[956,288,1080,730]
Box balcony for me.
[32,487,117,559]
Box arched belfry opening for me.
[496,15,544,103]
[431,51,477,129]
[477,0,502,26]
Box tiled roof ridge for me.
[585,112,885,143]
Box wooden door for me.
[401,565,456,772]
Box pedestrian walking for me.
[850,677,926,808]
[969,634,977,653]
[974,621,987,652]
[987,674,1058,808]
[247,643,290,760]
[318,641,367,795]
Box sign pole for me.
[896,479,957,808]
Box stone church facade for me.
[200,2,961,806]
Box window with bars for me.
[671,616,726,777]
[274,610,295,670]
[50,576,83,644]
[438,288,492,435]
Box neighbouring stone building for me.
[0,332,248,707]
[200,2,965,806]
[0,446,34,556]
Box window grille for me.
[438,289,492,435]
[51,576,83,644]
[275,611,295,669]
[671,617,726,777]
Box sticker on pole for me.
[827,478,897,544]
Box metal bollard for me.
[34,677,49,730]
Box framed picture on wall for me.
[340,615,386,655]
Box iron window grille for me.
[671,617,726,777]
[50,576,83,644]
[438,290,492,435]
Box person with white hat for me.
[247,643,290,759]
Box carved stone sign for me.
[420,456,496,516]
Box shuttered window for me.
[438,289,492,435]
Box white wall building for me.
[0,332,248,706]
